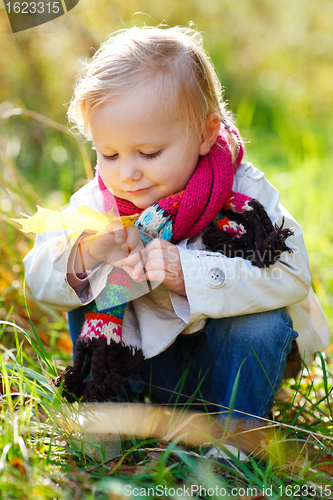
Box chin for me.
[133,201,151,210]
[129,195,159,210]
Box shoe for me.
[205,443,249,464]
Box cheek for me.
[98,171,117,195]
[98,161,115,183]
[98,164,108,183]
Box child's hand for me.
[74,222,143,273]
[121,239,186,296]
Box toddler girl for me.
[24,26,328,421]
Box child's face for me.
[89,84,203,209]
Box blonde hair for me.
[68,25,238,150]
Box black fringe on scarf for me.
[53,337,144,403]
[202,199,294,268]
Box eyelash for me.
[102,154,118,161]
[101,150,163,161]
[141,150,163,159]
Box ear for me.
[199,113,221,156]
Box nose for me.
[119,159,142,182]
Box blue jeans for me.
[67,307,297,419]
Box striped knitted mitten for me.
[54,267,144,403]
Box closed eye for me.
[102,153,118,160]
[101,150,162,160]
[140,150,162,159]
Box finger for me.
[105,249,128,265]
[121,250,144,269]
[143,269,166,284]
[83,229,116,247]
[120,226,141,253]
[144,253,182,282]
[141,245,165,264]
[121,235,145,262]
[112,259,124,268]
[131,258,146,281]
[105,220,127,244]
[121,251,145,281]
[122,265,144,282]
[144,255,165,273]
[122,241,144,265]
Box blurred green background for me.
[0,0,332,337]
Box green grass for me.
[0,317,333,499]
[1,2,333,494]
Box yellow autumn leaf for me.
[13,205,138,233]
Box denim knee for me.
[207,308,297,357]
[205,308,298,418]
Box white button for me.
[205,267,225,288]
[53,240,65,261]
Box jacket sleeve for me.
[173,164,311,324]
[23,179,112,311]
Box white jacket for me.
[24,162,329,364]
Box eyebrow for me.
[131,139,165,146]
[94,140,166,150]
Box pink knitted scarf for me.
[97,126,248,243]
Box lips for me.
[127,187,152,194]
